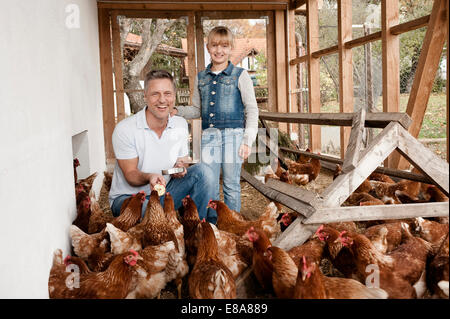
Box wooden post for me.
[275,10,288,133]
[382,0,400,168]
[338,0,353,159]
[186,12,196,105]
[392,0,448,169]
[447,0,449,162]
[111,12,125,122]
[98,8,116,161]
[306,0,321,153]
[267,12,277,112]
[288,9,298,139]
[195,13,205,73]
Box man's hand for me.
[149,173,166,190]
[238,144,252,160]
[172,157,188,179]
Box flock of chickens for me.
[47,154,448,299]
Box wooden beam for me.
[390,14,430,35]
[290,55,307,65]
[396,124,449,196]
[265,178,318,217]
[311,45,338,59]
[288,9,298,139]
[393,0,448,169]
[338,0,353,160]
[304,202,449,224]
[342,108,366,172]
[186,12,196,104]
[306,0,321,153]
[275,10,288,133]
[259,111,412,129]
[240,169,314,217]
[344,31,381,49]
[111,12,125,122]
[320,122,400,208]
[98,8,115,161]
[447,0,449,163]
[97,2,288,11]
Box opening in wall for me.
[72,130,90,180]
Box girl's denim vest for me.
[198,62,245,130]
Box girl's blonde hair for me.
[207,26,234,48]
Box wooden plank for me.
[97,2,289,11]
[311,45,338,59]
[396,124,449,196]
[382,0,400,168]
[307,0,321,153]
[111,12,125,122]
[265,178,319,216]
[289,55,307,65]
[106,10,194,19]
[344,31,381,49]
[320,122,400,208]
[338,0,353,159]
[447,0,449,163]
[241,169,314,217]
[275,10,288,133]
[342,108,366,172]
[288,9,298,138]
[98,8,116,160]
[195,12,205,73]
[304,202,449,224]
[390,14,430,35]
[393,0,448,169]
[259,111,411,129]
[186,12,196,104]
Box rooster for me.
[188,220,236,299]
[208,200,279,241]
[294,255,388,299]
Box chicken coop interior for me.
[1,0,447,300]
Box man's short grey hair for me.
[143,70,176,94]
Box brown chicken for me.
[285,155,321,186]
[208,200,279,241]
[69,225,108,259]
[297,148,311,164]
[87,246,115,272]
[426,232,449,298]
[50,250,142,299]
[103,170,113,192]
[313,224,357,278]
[415,217,448,247]
[111,191,146,232]
[333,164,372,193]
[87,191,113,234]
[180,195,202,266]
[344,192,384,206]
[336,225,432,299]
[293,255,388,299]
[369,172,395,184]
[287,238,325,268]
[140,190,178,252]
[364,222,403,254]
[72,191,91,233]
[267,246,297,298]
[246,226,273,291]
[64,255,92,275]
[163,192,189,298]
[126,241,176,299]
[369,180,407,204]
[423,184,449,202]
[188,221,236,299]
[73,158,80,184]
[280,212,298,232]
[48,249,69,298]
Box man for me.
[108,70,216,222]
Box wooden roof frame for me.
[97,0,448,167]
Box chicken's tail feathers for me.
[53,249,63,265]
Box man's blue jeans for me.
[110,163,217,223]
[201,128,244,213]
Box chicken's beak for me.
[301,271,308,282]
[333,237,342,244]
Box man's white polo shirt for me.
[108,106,189,205]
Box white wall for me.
[0,0,105,298]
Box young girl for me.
[175,26,258,223]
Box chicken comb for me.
[339,230,347,238]
[63,255,71,266]
[302,256,307,270]
[201,218,206,223]
[315,224,324,235]
[129,249,138,257]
